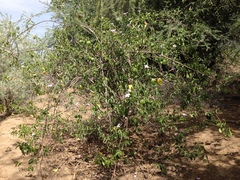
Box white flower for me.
[47,83,53,87]
[181,113,187,116]
[144,64,150,69]
[110,29,117,34]
[117,123,121,128]
[124,93,131,98]
[134,172,137,178]
[172,44,177,48]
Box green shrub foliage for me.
[10,0,239,173]
[42,0,239,167]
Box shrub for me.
[12,0,239,175]
[0,14,49,115]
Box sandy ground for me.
[0,115,34,180]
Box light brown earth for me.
[0,89,239,180]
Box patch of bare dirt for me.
[0,115,35,180]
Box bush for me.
[11,0,239,174]
[0,14,50,115]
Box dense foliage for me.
[42,0,239,168]
[1,0,239,175]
